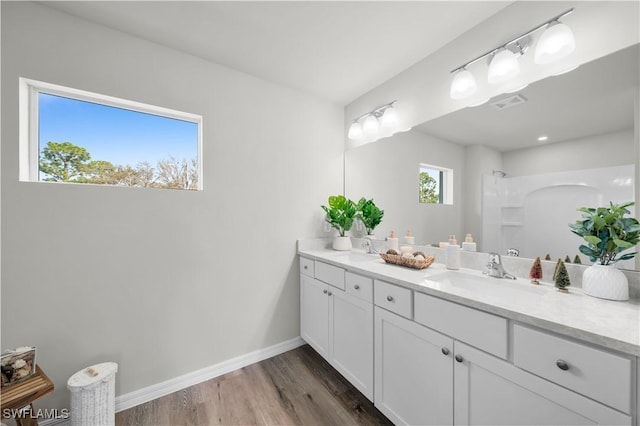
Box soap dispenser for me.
[404,230,415,245]
[446,235,461,270]
[462,233,477,252]
[387,231,399,252]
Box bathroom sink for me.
[330,251,379,263]
[426,270,547,297]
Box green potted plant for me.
[356,198,384,236]
[568,201,640,300]
[321,195,357,250]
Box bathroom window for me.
[419,164,453,204]
[19,78,203,190]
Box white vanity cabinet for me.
[298,252,637,426]
[299,258,374,400]
[374,306,454,425]
[454,341,631,425]
[375,287,632,426]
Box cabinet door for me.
[453,341,631,426]
[374,307,454,425]
[300,275,329,358]
[330,289,373,400]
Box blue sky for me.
[39,93,198,167]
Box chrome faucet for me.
[362,237,379,254]
[483,252,516,279]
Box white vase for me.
[332,236,352,251]
[582,263,629,301]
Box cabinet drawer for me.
[414,293,507,359]
[513,324,632,414]
[374,280,412,319]
[345,272,373,303]
[314,261,345,290]
[300,257,314,277]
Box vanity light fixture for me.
[450,68,477,99]
[362,114,379,136]
[347,100,397,140]
[347,121,363,140]
[534,20,576,64]
[449,8,575,100]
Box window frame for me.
[419,163,454,205]
[19,77,204,190]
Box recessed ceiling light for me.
[538,135,549,142]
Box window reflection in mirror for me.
[419,164,452,205]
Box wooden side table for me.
[1,365,54,426]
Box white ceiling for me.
[415,44,639,152]
[40,1,511,105]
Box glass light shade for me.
[488,48,520,85]
[362,115,379,135]
[380,106,398,127]
[450,69,477,99]
[347,121,363,140]
[534,21,576,65]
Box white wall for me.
[344,129,464,245]
[503,129,634,176]
[1,1,343,411]
[463,145,502,251]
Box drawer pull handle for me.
[323,289,328,294]
[556,360,570,371]
[328,291,332,296]
[441,348,450,356]
[387,295,394,302]
[455,355,464,363]
[354,284,360,290]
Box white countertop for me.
[298,247,640,357]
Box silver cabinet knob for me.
[556,360,570,371]
[441,348,450,356]
[354,284,360,290]
[328,291,332,296]
[323,289,328,294]
[387,295,394,302]
[304,265,308,270]
[455,355,464,363]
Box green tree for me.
[419,172,439,203]
[79,160,116,184]
[39,141,91,182]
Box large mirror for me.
[345,44,639,270]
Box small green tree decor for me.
[568,201,640,265]
[529,257,542,285]
[356,198,384,236]
[554,260,571,292]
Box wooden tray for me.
[379,253,435,270]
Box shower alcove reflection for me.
[482,164,635,269]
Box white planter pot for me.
[582,264,629,301]
[332,236,352,251]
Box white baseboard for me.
[115,336,305,413]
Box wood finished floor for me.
[115,344,393,426]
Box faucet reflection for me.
[483,252,516,279]
[362,237,379,254]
